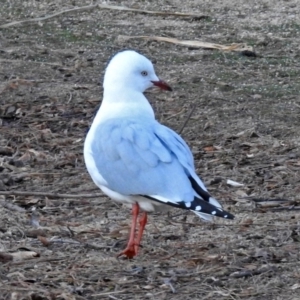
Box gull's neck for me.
[91,87,155,129]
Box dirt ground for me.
[1,1,300,299]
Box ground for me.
[1,1,300,299]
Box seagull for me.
[84,50,234,259]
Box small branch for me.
[245,197,298,209]
[264,206,300,212]
[0,190,104,199]
[0,4,207,29]
[229,266,276,278]
[0,58,61,66]
[7,257,66,266]
[178,104,196,134]
[166,218,300,229]
[247,197,292,203]
[91,291,126,297]
[119,36,253,52]
[0,4,98,28]
[38,236,119,250]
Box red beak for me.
[151,80,172,91]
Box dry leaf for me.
[291,283,300,290]
[203,146,217,152]
[142,285,154,290]
[235,190,248,197]
[25,197,40,205]
[26,229,47,238]
[38,236,50,247]
[1,79,35,92]
[10,250,40,261]
[240,219,253,227]
[239,218,253,231]
[244,264,258,271]
[28,149,48,159]
[18,151,32,162]
[227,179,244,187]
[55,292,76,300]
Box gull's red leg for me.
[117,203,139,259]
[134,212,148,254]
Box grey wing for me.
[90,119,234,220]
[91,119,195,202]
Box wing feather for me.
[91,118,193,199]
[89,118,234,220]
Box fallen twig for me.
[91,291,126,297]
[262,206,300,212]
[178,105,195,134]
[10,257,66,266]
[247,197,293,203]
[38,235,119,250]
[166,218,300,229]
[245,197,297,208]
[229,266,277,278]
[0,4,207,29]
[119,35,254,52]
[0,190,104,199]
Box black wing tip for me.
[220,210,235,220]
[189,198,235,220]
[194,206,235,220]
[141,195,235,220]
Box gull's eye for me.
[141,71,148,76]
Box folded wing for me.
[91,118,234,219]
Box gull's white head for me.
[103,50,172,93]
